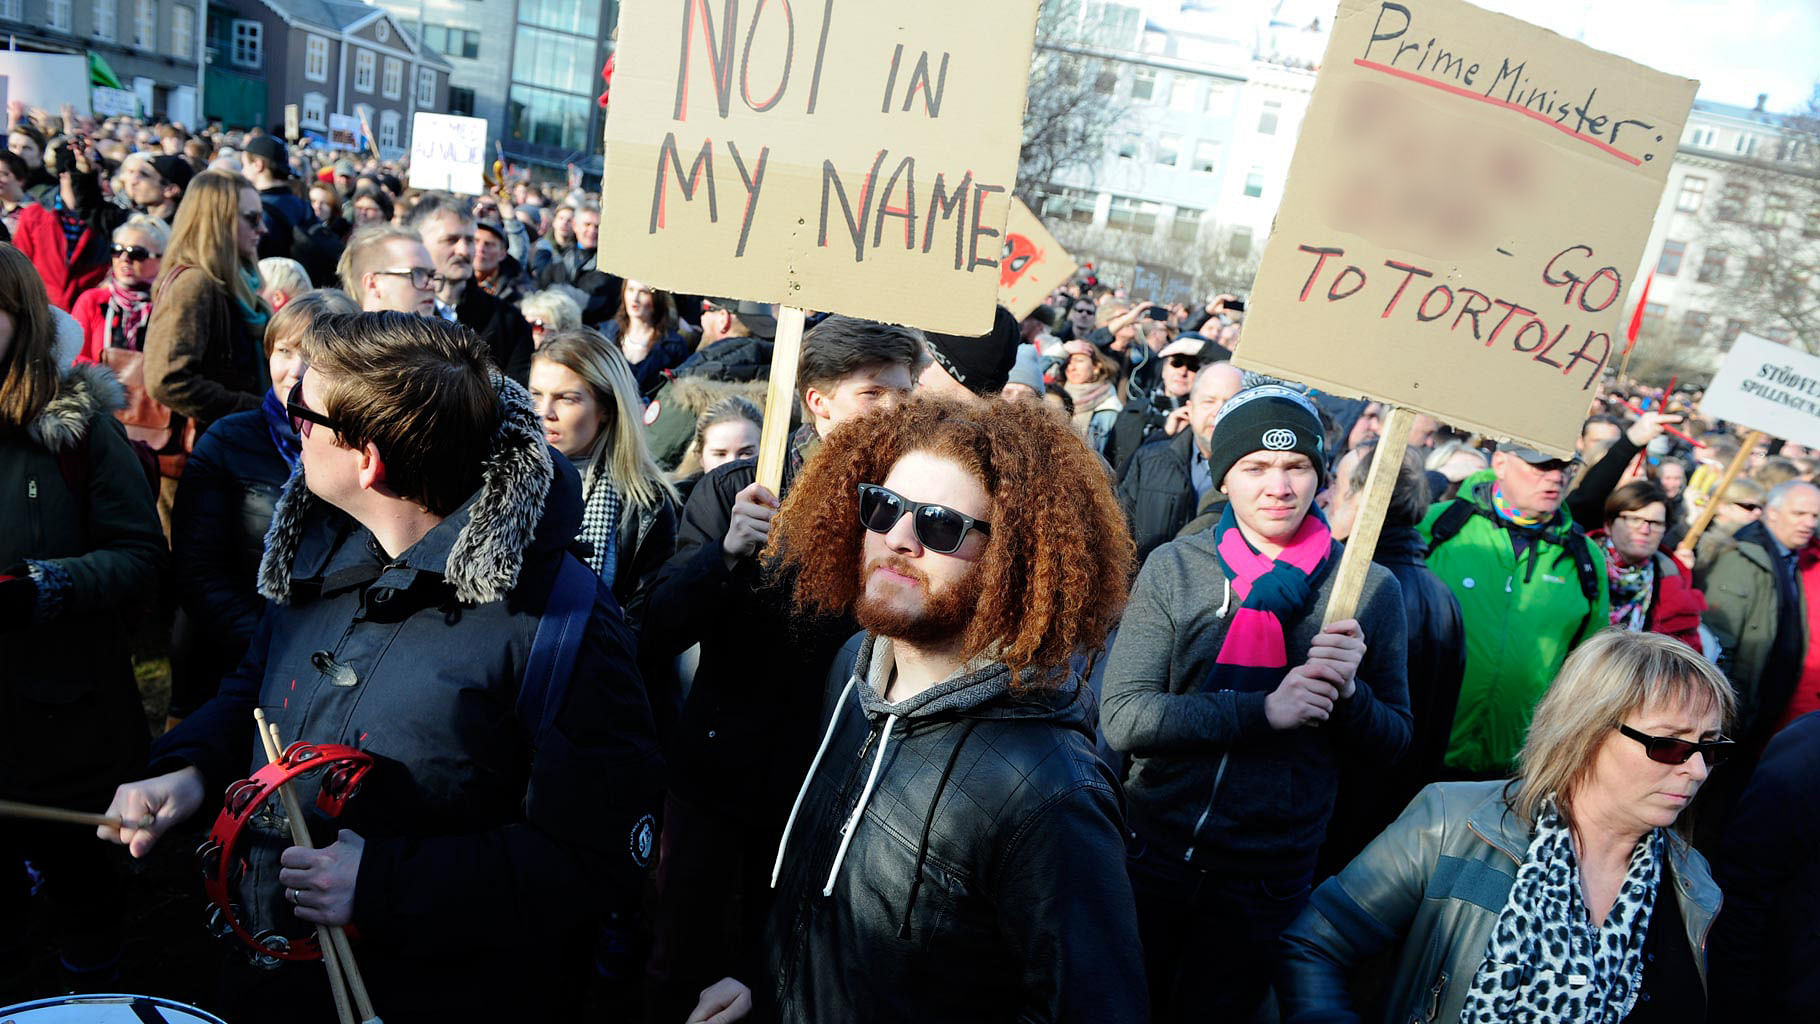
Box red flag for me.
[1623,268,1654,356]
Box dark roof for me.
[256,0,452,70]
[1693,98,1802,129]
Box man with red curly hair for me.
[685,395,1146,1024]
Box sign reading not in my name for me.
[602,0,1041,335]
[1233,0,1698,455]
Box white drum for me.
[0,994,229,1023]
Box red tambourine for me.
[195,741,374,965]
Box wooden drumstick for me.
[0,798,154,832]
[253,710,365,1024]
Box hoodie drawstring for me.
[771,674,858,889]
[1215,577,1233,618]
[898,718,980,940]
[823,714,898,896]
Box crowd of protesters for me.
[0,105,1816,1024]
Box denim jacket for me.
[1277,780,1721,1024]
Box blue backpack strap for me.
[519,553,597,739]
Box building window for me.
[93,0,115,41]
[1680,310,1710,341]
[1170,208,1201,244]
[1657,240,1685,276]
[1717,183,1749,221]
[1675,175,1705,213]
[1722,318,1746,346]
[1204,81,1230,114]
[133,0,154,45]
[47,0,69,31]
[1106,195,1161,235]
[0,0,21,19]
[1191,140,1219,173]
[417,68,437,107]
[374,18,389,42]
[1257,99,1281,135]
[1734,133,1758,157]
[1131,68,1155,103]
[383,57,403,99]
[1764,192,1791,228]
[379,110,400,149]
[301,92,326,129]
[1116,132,1140,160]
[1168,77,1195,112]
[1228,226,1253,259]
[1243,166,1264,198]
[1094,70,1116,96]
[1687,126,1715,147]
[1155,133,1180,167]
[421,24,480,59]
[1695,248,1728,284]
[230,20,262,68]
[1643,302,1666,320]
[305,34,329,82]
[169,5,192,58]
[448,86,475,116]
[354,49,376,93]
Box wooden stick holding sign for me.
[1676,430,1762,560]
[754,307,808,495]
[1323,406,1418,626]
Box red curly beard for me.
[854,554,983,648]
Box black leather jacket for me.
[761,633,1147,1024]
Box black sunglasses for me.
[857,483,990,555]
[287,378,344,439]
[110,243,158,262]
[1165,355,1202,370]
[1733,501,1762,513]
[1618,725,1734,767]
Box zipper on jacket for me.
[26,477,41,547]
[1182,751,1230,862]
[1424,969,1448,1021]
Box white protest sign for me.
[328,114,360,151]
[0,53,88,114]
[1699,333,1820,450]
[602,0,1041,335]
[1231,0,1698,456]
[92,87,138,118]
[408,112,487,195]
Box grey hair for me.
[1765,478,1820,510]
[403,191,476,230]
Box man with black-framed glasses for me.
[338,223,439,317]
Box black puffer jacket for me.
[1116,426,1199,565]
[762,633,1147,1024]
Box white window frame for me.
[0,0,21,20]
[230,19,262,69]
[93,0,116,41]
[354,49,376,93]
[378,109,400,149]
[47,0,70,31]
[416,67,437,108]
[382,56,402,99]
[133,0,154,46]
[170,5,194,59]
[304,34,329,82]
[301,92,327,129]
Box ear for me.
[802,384,830,423]
[357,442,387,492]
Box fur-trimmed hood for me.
[667,373,771,418]
[258,370,573,606]
[27,362,125,453]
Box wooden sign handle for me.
[1677,429,1762,558]
[1324,406,1417,626]
[754,307,808,496]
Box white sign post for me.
[1699,333,1820,450]
[408,112,487,195]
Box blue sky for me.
[1466,0,1818,113]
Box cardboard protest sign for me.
[602,0,1041,335]
[1698,333,1820,450]
[0,53,88,115]
[998,199,1076,320]
[1232,0,1697,456]
[408,112,488,195]
[328,114,360,151]
[92,87,138,118]
[1133,262,1165,303]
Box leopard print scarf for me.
[1460,802,1662,1024]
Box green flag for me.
[87,51,124,90]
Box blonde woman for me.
[520,287,582,350]
[1280,630,1733,1024]
[144,168,270,447]
[527,328,679,627]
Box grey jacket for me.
[1277,781,1722,1024]
[1101,527,1413,878]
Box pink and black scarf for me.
[1211,503,1336,689]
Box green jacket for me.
[1278,781,1721,1024]
[1696,523,1805,737]
[1418,471,1609,774]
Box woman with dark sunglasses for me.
[1281,630,1735,1024]
[71,214,167,362]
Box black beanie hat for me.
[923,305,1021,396]
[1207,384,1328,490]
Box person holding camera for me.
[12,133,128,312]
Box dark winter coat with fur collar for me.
[1,363,165,802]
[150,372,665,1020]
